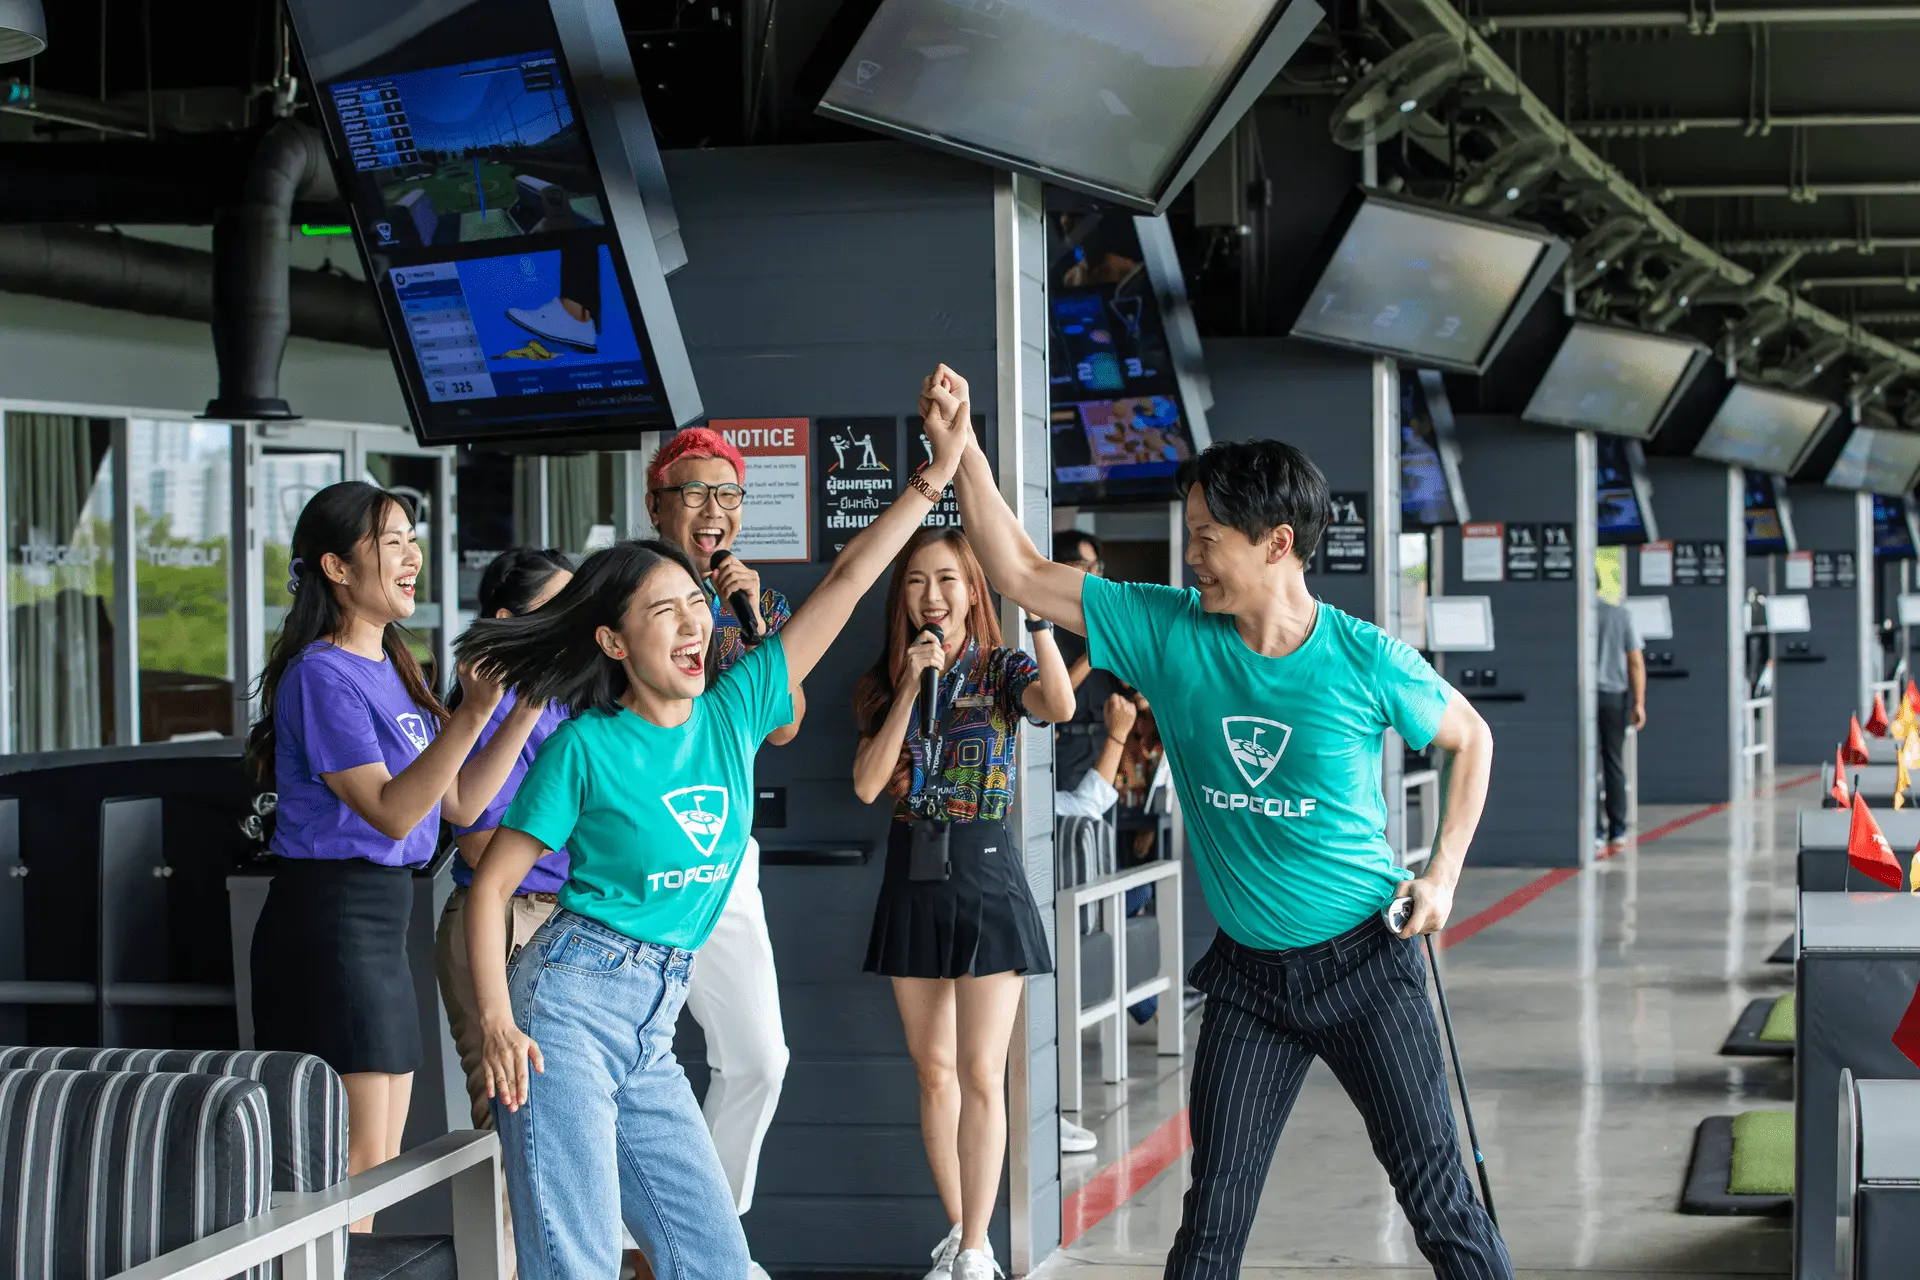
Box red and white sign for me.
[1461,521,1505,582]
[712,418,810,563]
[1639,540,1674,587]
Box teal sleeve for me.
[715,634,794,742]
[502,722,584,853]
[1082,576,1190,696]
[1373,631,1452,751]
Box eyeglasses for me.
[652,482,745,510]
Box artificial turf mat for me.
[1759,992,1795,1043]
[1680,1117,1791,1216]
[1719,996,1794,1057]
[1767,934,1795,964]
[1728,1110,1794,1196]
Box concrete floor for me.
[1042,774,1818,1279]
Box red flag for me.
[1907,680,1920,715]
[1833,745,1851,806]
[1846,715,1872,766]
[1868,691,1892,738]
[1895,982,1920,1071]
[1849,794,1906,890]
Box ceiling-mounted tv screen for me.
[1693,382,1837,475]
[1522,322,1709,439]
[1047,204,1209,506]
[1827,425,1920,495]
[1401,369,1468,528]
[284,0,700,445]
[1596,435,1658,547]
[1289,189,1570,376]
[1745,469,1797,555]
[1874,494,1920,560]
[816,0,1324,214]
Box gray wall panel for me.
[1776,486,1865,765]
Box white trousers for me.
[621,837,789,1254]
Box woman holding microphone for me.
[455,372,975,1280]
[246,483,541,1223]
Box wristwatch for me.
[1024,617,1053,634]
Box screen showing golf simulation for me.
[1595,434,1649,546]
[1693,383,1835,474]
[1290,198,1557,372]
[1875,495,1918,559]
[1827,426,1920,495]
[1522,322,1704,439]
[1401,373,1462,527]
[287,0,686,443]
[819,0,1292,207]
[1745,470,1792,554]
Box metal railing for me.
[1055,859,1184,1116]
[114,1130,504,1280]
[1741,695,1777,791]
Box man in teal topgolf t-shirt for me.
[934,366,1510,1280]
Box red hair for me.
[647,427,745,489]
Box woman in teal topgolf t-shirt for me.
[452,379,973,1280]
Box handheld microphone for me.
[709,549,762,645]
[917,623,946,737]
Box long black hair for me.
[245,481,445,787]
[445,546,576,713]
[456,539,717,716]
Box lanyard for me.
[911,643,978,818]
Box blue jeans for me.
[495,909,748,1280]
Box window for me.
[549,453,622,560]
[7,414,116,752]
[130,421,233,741]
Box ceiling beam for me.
[1797,276,1920,290]
[1477,6,1920,32]
[1658,181,1920,200]
[1720,237,1920,255]
[1372,0,1920,378]
[1572,114,1920,138]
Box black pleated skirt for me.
[864,819,1053,979]
[251,858,422,1076]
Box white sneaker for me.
[923,1225,962,1280]
[505,297,599,352]
[1060,1118,1097,1153]
[952,1247,1003,1280]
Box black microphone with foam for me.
[917,623,946,738]
[709,549,763,645]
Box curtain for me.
[547,454,605,556]
[7,413,113,752]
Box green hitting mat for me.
[1759,993,1795,1043]
[1727,1110,1794,1196]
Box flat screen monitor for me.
[1875,494,1920,560]
[1827,426,1920,495]
[1426,597,1495,652]
[1693,382,1837,475]
[285,0,700,445]
[1899,594,1920,627]
[1624,595,1674,642]
[1745,469,1797,554]
[1764,594,1811,634]
[1401,369,1469,528]
[1289,189,1569,375]
[816,0,1324,214]
[1048,206,1208,505]
[1521,321,1709,439]
[1596,435,1659,547]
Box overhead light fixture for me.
[1399,99,1418,113]
[0,1,45,63]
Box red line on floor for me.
[1058,768,1824,1244]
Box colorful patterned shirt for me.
[894,643,1040,824]
[711,585,792,675]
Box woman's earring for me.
[611,649,628,659]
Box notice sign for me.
[910,418,968,530]
[1323,491,1369,574]
[1673,541,1702,586]
[1461,522,1505,582]
[1813,551,1836,588]
[1504,524,1540,581]
[1701,540,1728,586]
[816,417,898,558]
[1542,523,1575,580]
[1785,549,1814,590]
[1838,550,1858,589]
[712,418,810,562]
[1639,540,1674,587]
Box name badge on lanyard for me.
[952,694,991,708]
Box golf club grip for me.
[1423,932,1498,1229]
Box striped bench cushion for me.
[0,1067,273,1280]
[0,1048,345,1194]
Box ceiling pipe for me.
[1797,275,1920,291]
[1658,181,1920,200]
[1718,236,1920,255]
[1477,7,1920,32]
[1698,250,1805,304]
[1573,113,1920,138]
[1850,311,1920,326]
[1371,0,1920,379]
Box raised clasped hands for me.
[919,364,975,477]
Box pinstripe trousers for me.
[1167,920,1513,1280]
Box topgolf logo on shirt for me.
[662,786,729,857]
[1203,715,1321,820]
[396,713,431,752]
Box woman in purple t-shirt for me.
[245,483,549,1225]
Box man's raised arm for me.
[939,367,1089,634]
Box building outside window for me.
[130,421,232,741]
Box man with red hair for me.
[634,426,804,1280]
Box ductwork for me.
[206,119,345,421]
[0,224,382,347]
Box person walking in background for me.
[1051,530,1128,792]
[434,547,574,1274]
[852,527,1075,1280]
[246,483,541,1231]
[1594,586,1646,852]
